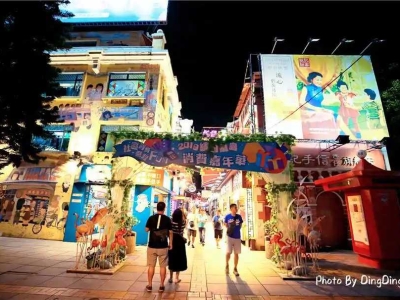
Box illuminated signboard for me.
[61,0,169,24]
[260,55,390,141]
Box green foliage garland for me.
[106,179,139,230]
[110,130,296,154]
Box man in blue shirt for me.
[224,203,243,276]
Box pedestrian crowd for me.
[144,202,243,292]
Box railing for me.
[50,46,167,55]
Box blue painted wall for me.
[64,183,86,242]
[133,185,153,245]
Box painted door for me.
[316,192,348,249]
[64,183,86,242]
[133,185,153,245]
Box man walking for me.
[224,203,243,276]
[145,202,173,292]
[186,206,197,248]
[198,209,208,246]
[213,209,223,249]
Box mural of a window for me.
[107,73,146,97]
[56,73,84,97]
[33,125,73,152]
[97,125,139,152]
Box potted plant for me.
[124,216,139,254]
[264,220,276,259]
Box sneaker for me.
[188,241,191,246]
[192,245,195,248]
[146,285,152,292]
[233,269,240,276]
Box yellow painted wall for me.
[0,62,177,241]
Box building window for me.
[107,73,146,97]
[56,73,84,97]
[33,125,73,152]
[97,125,139,152]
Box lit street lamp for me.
[302,38,320,54]
[271,37,284,54]
[331,38,354,54]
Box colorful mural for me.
[114,139,292,173]
[0,161,77,240]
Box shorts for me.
[227,237,241,254]
[147,247,168,268]
[214,229,223,239]
[187,229,197,237]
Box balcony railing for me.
[50,46,167,56]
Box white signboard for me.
[347,195,369,245]
[260,55,302,137]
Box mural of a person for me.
[82,113,92,129]
[85,84,95,101]
[299,72,338,139]
[91,83,104,101]
[101,111,113,121]
[14,199,25,225]
[362,89,382,130]
[62,174,72,193]
[335,80,361,138]
[46,195,60,225]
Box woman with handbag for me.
[168,208,188,284]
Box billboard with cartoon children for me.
[260,55,390,141]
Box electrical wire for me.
[265,54,366,133]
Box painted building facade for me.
[209,70,391,250]
[0,30,184,244]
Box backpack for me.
[151,215,169,243]
[226,216,238,237]
[189,220,195,228]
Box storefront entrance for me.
[316,191,348,250]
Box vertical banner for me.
[260,55,303,137]
[246,188,255,239]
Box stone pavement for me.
[0,231,399,299]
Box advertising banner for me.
[99,107,143,121]
[114,139,292,174]
[260,55,390,141]
[135,169,164,187]
[61,0,168,24]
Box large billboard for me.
[61,0,168,24]
[260,55,389,141]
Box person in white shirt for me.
[186,207,197,248]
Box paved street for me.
[0,228,399,299]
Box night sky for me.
[163,2,400,131]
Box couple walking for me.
[144,202,187,292]
[186,207,208,247]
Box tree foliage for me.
[0,1,72,170]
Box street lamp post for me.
[331,38,354,54]
[271,37,284,54]
[360,38,385,55]
[302,38,320,54]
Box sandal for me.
[175,279,181,284]
[168,278,173,283]
[158,286,165,292]
[146,285,152,292]
[233,269,240,276]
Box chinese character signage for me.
[114,139,292,174]
[135,169,164,187]
[4,167,63,183]
[291,143,386,170]
[260,55,390,141]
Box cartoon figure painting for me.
[291,55,390,141]
[85,83,104,102]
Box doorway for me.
[316,191,348,250]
